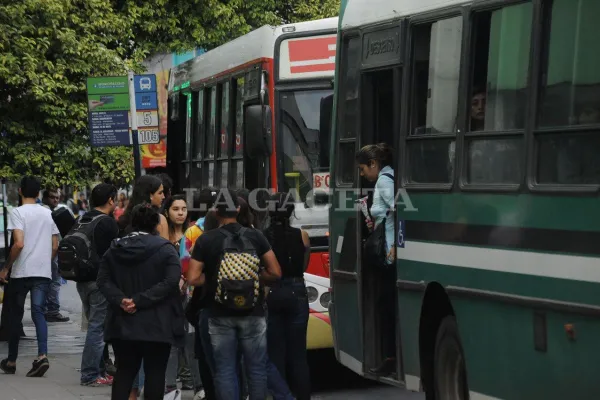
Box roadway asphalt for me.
[0,282,425,399]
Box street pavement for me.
[0,283,424,400]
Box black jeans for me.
[267,279,310,400]
[378,266,397,360]
[194,320,216,400]
[111,339,171,400]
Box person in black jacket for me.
[97,203,185,400]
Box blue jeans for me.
[7,277,50,362]
[77,281,108,383]
[267,280,311,400]
[209,316,268,400]
[45,260,61,315]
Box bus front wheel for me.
[433,316,469,400]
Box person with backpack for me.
[187,189,282,400]
[97,203,185,400]
[59,183,120,387]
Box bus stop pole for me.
[128,71,142,179]
[2,178,8,259]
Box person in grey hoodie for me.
[97,203,185,400]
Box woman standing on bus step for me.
[263,192,312,400]
[356,143,397,377]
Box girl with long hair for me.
[97,203,185,400]
[117,175,168,240]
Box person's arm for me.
[96,255,128,308]
[51,234,59,259]
[0,229,24,282]
[301,229,311,272]
[95,218,120,258]
[260,250,282,284]
[187,259,206,286]
[187,234,208,286]
[131,245,180,309]
[157,214,169,240]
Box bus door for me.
[329,35,364,377]
[359,65,401,384]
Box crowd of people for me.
[0,173,314,400]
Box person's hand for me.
[366,219,374,231]
[179,277,188,295]
[0,268,9,284]
[120,298,136,314]
[387,247,396,263]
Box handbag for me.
[363,212,390,269]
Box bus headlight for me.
[320,292,331,308]
[307,286,319,303]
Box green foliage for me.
[0,0,340,188]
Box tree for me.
[0,0,340,188]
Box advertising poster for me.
[141,69,169,169]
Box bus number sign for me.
[137,128,160,144]
[313,172,330,193]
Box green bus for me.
[328,0,600,399]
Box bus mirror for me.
[245,105,272,158]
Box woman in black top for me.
[263,192,311,400]
[97,204,185,400]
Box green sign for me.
[87,76,129,95]
[87,93,130,112]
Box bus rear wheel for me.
[433,316,468,400]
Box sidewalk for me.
[0,288,196,400]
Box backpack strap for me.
[379,173,394,217]
[381,172,394,182]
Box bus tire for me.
[433,316,469,400]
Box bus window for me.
[407,16,462,184]
[193,90,205,160]
[217,81,230,188]
[536,0,600,185]
[280,89,333,201]
[219,81,230,158]
[466,2,532,184]
[411,16,462,136]
[337,36,360,185]
[341,37,360,139]
[234,77,244,158]
[206,86,217,160]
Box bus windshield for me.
[280,89,333,203]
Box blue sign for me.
[135,92,158,110]
[89,111,130,147]
[397,220,405,248]
[134,75,157,93]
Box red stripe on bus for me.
[288,37,336,62]
[291,63,335,73]
[309,309,331,325]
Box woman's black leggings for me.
[111,339,171,400]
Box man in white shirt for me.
[0,176,59,378]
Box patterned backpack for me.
[215,228,262,311]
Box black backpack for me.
[214,228,262,311]
[363,173,394,269]
[57,214,108,282]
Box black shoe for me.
[369,357,396,377]
[105,358,117,376]
[26,357,49,377]
[46,313,70,323]
[0,359,16,374]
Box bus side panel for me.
[397,290,425,387]
[453,297,600,399]
[401,257,600,399]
